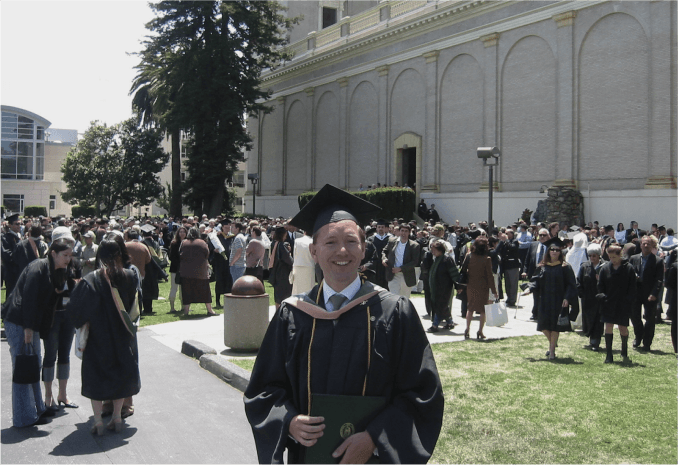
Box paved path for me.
[149,293,541,362]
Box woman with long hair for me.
[67,238,141,435]
[269,226,294,310]
[615,223,627,245]
[2,228,76,427]
[168,226,187,312]
[523,237,577,360]
[180,227,215,316]
[464,236,497,340]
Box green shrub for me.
[24,205,47,217]
[298,188,415,222]
[71,204,97,217]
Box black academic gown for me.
[67,270,141,401]
[243,280,444,464]
[368,235,390,288]
[1,231,21,296]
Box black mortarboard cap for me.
[6,213,19,223]
[289,184,381,234]
[376,218,389,226]
[544,236,566,249]
[140,224,155,234]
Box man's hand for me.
[521,272,527,279]
[289,415,325,447]
[562,299,569,307]
[648,295,657,302]
[392,267,401,274]
[332,431,375,464]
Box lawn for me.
[430,327,677,464]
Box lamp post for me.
[477,147,501,231]
[248,173,259,216]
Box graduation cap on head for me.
[6,213,19,224]
[375,218,389,226]
[289,184,381,235]
[140,224,155,234]
[544,236,566,250]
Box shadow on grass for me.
[526,356,584,364]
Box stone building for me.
[246,0,676,228]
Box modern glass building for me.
[1,105,76,216]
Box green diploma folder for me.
[303,393,387,464]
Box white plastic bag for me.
[485,302,508,327]
[74,322,89,360]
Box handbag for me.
[558,314,570,326]
[74,322,89,360]
[175,273,182,285]
[485,302,508,327]
[13,342,40,384]
[455,254,470,300]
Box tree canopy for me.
[60,119,169,217]
[131,0,298,217]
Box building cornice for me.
[259,1,605,102]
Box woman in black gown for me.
[67,239,141,435]
[522,238,577,360]
[596,243,636,364]
[577,243,605,351]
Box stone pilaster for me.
[304,88,315,191]
[337,77,349,189]
[377,65,390,185]
[480,33,499,190]
[645,1,674,188]
[553,11,576,189]
[423,51,439,192]
[276,96,287,194]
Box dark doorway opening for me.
[401,148,416,188]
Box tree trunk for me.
[209,181,225,218]
[170,128,183,218]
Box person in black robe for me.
[596,243,637,364]
[67,239,141,434]
[365,219,391,288]
[212,220,234,307]
[576,243,606,351]
[244,184,443,464]
[1,214,23,299]
[523,237,577,360]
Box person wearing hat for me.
[244,184,443,464]
[2,225,77,427]
[81,231,99,276]
[1,213,23,298]
[521,237,577,360]
[364,219,391,288]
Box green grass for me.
[230,358,256,372]
[430,327,677,464]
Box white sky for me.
[1,0,157,134]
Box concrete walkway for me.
[148,293,541,362]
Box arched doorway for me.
[393,132,422,213]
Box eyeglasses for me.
[607,251,620,255]
[539,234,548,237]
[549,248,560,252]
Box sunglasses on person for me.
[539,234,549,237]
[548,247,560,252]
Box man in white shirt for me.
[382,224,421,299]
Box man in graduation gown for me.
[244,184,444,464]
[365,219,391,288]
[1,214,23,299]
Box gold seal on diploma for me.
[339,423,355,439]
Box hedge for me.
[71,204,98,218]
[298,188,416,223]
[24,205,47,217]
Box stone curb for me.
[181,339,216,359]
[182,339,251,392]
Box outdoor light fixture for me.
[477,147,501,230]
[248,173,259,216]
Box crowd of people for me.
[1,204,676,439]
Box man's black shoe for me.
[632,339,641,348]
[426,326,439,333]
[529,316,537,321]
